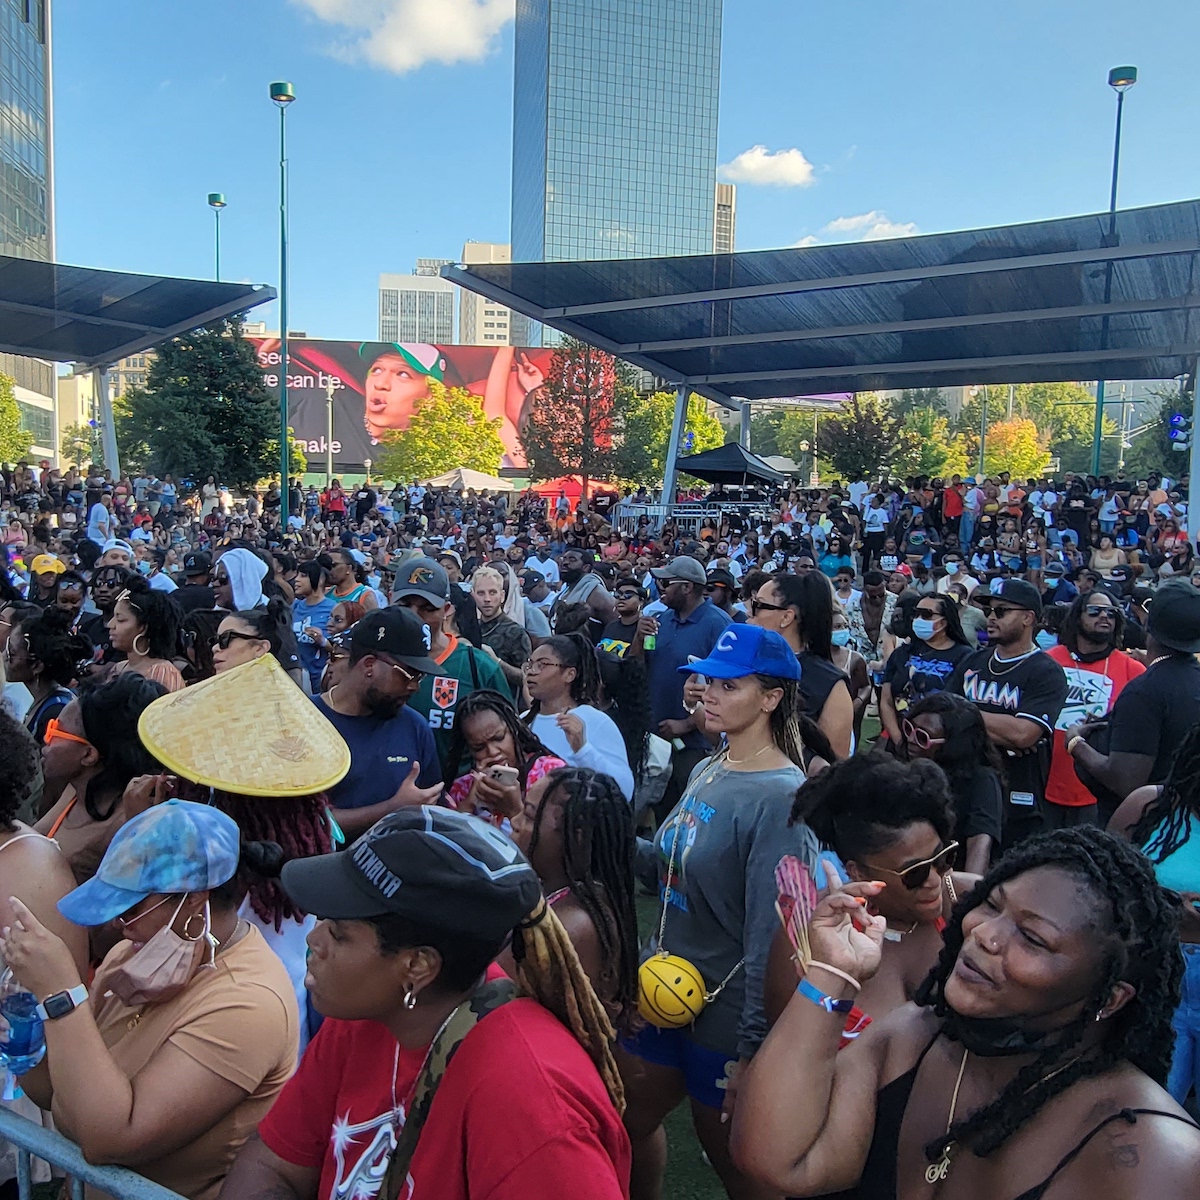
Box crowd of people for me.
[0,454,1199,1200]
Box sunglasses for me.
[865,842,959,891]
[211,629,265,651]
[1083,605,1116,619]
[614,591,642,601]
[751,597,789,614]
[978,604,1024,618]
[901,717,946,750]
[44,717,93,749]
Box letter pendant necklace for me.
[925,1047,969,1184]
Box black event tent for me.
[445,199,1200,410]
[675,442,786,485]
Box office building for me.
[458,242,518,345]
[1,0,55,459]
[379,271,456,343]
[714,182,736,253]
[512,0,723,265]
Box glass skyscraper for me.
[0,0,50,262]
[512,0,722,264]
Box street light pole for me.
[1091,66,1137,476]
[975,385,989,476]
[325,377,335,487]
[270,81,296,529]
[207,194,226,281]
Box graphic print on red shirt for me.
[259,998,630,1200]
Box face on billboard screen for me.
[249,339,554,471]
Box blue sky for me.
[54,0,1200,340]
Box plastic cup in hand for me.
[0,991,45,1075]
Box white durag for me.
[220,548,268,611]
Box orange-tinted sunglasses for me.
[43,718,92,749]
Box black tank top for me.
[815,1034,1198,1200]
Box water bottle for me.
[0,971,45,1076]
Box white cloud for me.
[719,145,816,188]
[790,235,821,248]
[292,0,515,73]
[823,210,919,240]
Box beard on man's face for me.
[363,685,404,719]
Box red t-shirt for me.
[942,486,964,519]
[259,998,630,1200]
[1045,645,1144,806]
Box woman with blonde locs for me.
[620,623,835,1200]
[730,826,1200,1200]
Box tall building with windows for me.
[378,271,456,343]
[458,242,518,345]
[512,0,722,266]
[1,0,55,459]
[714,182,736,253]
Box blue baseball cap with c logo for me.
[679,624,801,681]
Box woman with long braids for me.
[732,826,1200,1199]
[1110,722,1200,1102]
[225,807,632,1200]
[765,752,976,1029]
[444,689,566,827]
[510,766,639,1027]
[622,623,836,1200]
[522,632,635,800]
[35,674,165,885]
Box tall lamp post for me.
[1091,65,1137,476]
[270,81,296,528]
[206,193,226,281]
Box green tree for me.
[520,337,620,490]
[374,382,505,482]
[0,372,33,461]
[118,317,296,489]
[814,392,918,482]
[748,410,785,457]
[893,387,947,418]
[60,422,102,470]
[981,417,1050,478]
[612,391,725,486]
[894,408,971,478]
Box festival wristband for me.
[806,960,862,991]
[1066,735,1082,755]
[798,977,855,1015]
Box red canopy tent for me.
[532,475,606,500]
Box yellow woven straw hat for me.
[137,654,351,797]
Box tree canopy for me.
[814,392,920,482]
[373,382,506,482]
[117,317,303,488]
[981,417,1049,479]
[0,372,33,462]
[60,422,101,470]
[613,390,725,486]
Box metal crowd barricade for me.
[0,1107,185,1200]
[614,504,671,536]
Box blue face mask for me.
[830,628,851,647]
[911,617,937,641]
[136,560,152,576]
[1035,630,1058,650]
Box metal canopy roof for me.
[0,256,276,366]
[445,199,1200,410]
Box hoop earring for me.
[183,909,206,940]
[403,984,418,1011]
[133,632,150,656]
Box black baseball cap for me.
[280,808,542,942]
[392,557,450,607]
[706,568,737,590]
[1148,581,1200,653]
[994,578,1043,617]
[519,568,545,593]
[183,551,212,577]
[349,608,442,674]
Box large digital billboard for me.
[248,339,555,472]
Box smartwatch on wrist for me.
[36,984,88,1022]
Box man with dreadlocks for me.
[222,807,630,1200]
[732,826,1200,1199]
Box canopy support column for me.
[739,402,751,448]
[92,366,120,478]
[661,384,688,504]
[1187,359,1199,544]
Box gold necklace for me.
[882,919,919,942]
[926,1048,969,1183]
[725,744,774,765]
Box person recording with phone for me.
[443,690,566,827]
